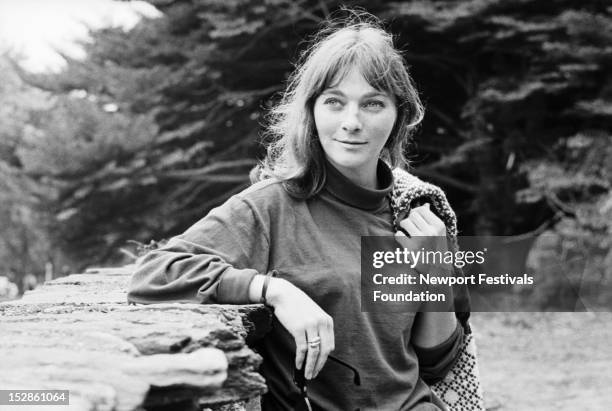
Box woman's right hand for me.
[255,276,335,380]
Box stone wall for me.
[0,266,272,411]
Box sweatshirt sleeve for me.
[127,195,270,305]
[413,322,464,385]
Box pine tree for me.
[6,1,610,305]
[0,57,58,281]
[386,0,612,307]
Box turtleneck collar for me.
[323,159,394,211]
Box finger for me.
[304,328,321,380]
[414,204,445,231]
[294,330,308,370]
[313,317,334,378]
[399,217,424,237]
[408,208,431,233]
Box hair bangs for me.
[304,46,358,102]
[310,37,397,98]
[355,49,397,95]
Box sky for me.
[0,0,161,73]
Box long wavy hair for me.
[254,14,425,198]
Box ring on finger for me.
[308,336,321,349]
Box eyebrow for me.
[321,89,389,99]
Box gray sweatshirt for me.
[128,160,461,411]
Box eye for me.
[364,100,385,109]
[323,97,343,107]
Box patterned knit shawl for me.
[391,167,471,331]
[391,167,459,241]
[391,168,458,251]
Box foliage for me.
[384,0,612,307]
[1,0,610,303]
[0,57,58,282]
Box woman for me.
[129,15,463,411]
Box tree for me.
[5,1,610,305]
[385,1,612,307]
[0,57,57,283]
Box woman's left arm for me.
[411,311,457,348]
[396,202,458,346]
[412,314,463,384]
[396,203,463,382]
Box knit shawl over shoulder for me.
[391,167,458,239]
[391,167,471,332]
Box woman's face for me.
[313,68,397,187]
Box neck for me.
[323,158,394,211]
[328,161,378,189]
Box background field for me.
[476,312,612,410]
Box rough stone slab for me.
[0,267,272,410]
[0,303,270,389]
[84,266,137,275]
[0,348,226,411]
[17,273,132,304]
[0,303,270,354]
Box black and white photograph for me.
[1,1,611,410]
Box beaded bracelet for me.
[259,269,278,305]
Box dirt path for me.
[473,312,612,411]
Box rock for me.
[0,267,272,410]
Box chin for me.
[327,155,368,171]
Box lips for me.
[336,140,367,145]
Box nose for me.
[341,105,362,133]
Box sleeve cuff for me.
[414,321,463,384]
[214,267,259,304]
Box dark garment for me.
[128,160,461,410]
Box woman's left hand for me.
[396,203,447,238]
[395,203,455,317]
[394,203,450,273]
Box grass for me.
[474,312,612,411]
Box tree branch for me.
[411,168,479,193]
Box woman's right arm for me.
[248,275,335,380]
[127,195,268,305]
[128,194,334,380]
